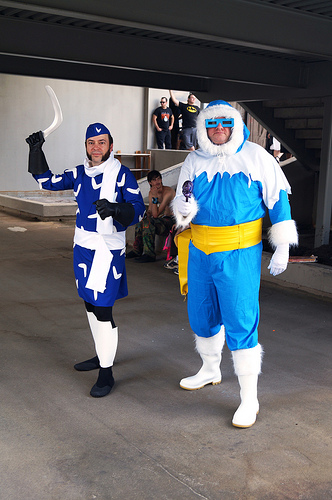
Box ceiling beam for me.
[1,0,332,102]
[2,0,332,59]
[0,16,307,89]
[0,53,210,92]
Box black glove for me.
[94,199,135,226]
[25,131,50,175]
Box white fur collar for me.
[196,104,245,156]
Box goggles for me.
[205,118,234,128]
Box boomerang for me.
[42,85,63,138]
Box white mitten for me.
[177,195,194,217]
[171,195,199,230]
[268,243,289,276]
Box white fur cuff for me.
[195,327,225,356]
[171,196,199,230]
[268,219,298,249]
[232,344,263,376]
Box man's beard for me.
[86,150,111,163]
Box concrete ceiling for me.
[1,0,332,101]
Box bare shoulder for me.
[163,185,175,194]
[163,185,176,199]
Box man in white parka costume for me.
[172,100,298,428]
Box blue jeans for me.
[156,130,172,149]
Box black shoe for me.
[135,254,156,263]
[90,367,115,398]
[74,356,100,371]
[126,250,140,259]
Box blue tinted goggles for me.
[205,118,234,128]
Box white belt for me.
[74,226,126,293]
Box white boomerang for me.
[42,85,63,138]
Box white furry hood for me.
[196,101,250,157]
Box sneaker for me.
[173,267,179,275]
[164,257,178,270]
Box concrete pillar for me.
[143,87,149,152]
[315,96,332,247]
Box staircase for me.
[241,98,325,172]
[241,97,332,247]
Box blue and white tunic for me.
[172,101,298,351]
[33,153,145,307]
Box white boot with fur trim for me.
[232,344,263,428]
[180,327,225,390]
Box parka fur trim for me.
[171,196,199,230]
[232,344,263,376]
[194,327,225,356]
[197,103,246,157]
[268,219,298,249]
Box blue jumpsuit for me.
[174,104,295,351]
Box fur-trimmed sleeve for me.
[172,153,199,229]
[268,219,298,249]
[171,196,199,230]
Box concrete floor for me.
[0,210,331,500]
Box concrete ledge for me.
[0,191,77,219]
[148,149,189,171]
[137,162,182,201]
[261,251,332,299]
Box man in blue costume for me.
[172,101,298,427]
[26,123,145,398]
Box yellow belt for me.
[191,218,263,254]
[176,218,263,296]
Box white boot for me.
[180,327,225,390]
[86,311,118,368]
[232,344,263,428]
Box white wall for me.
[0,74,145,191]
[0,76,201,191]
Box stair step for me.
[264,98,324,108]
[285,118,324,129]
[244,100,323,171]
[295,129,322,139]
[274,107,324,119]
[305,139,322,149]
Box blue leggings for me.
[187,242,262,351]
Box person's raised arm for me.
[169,90,179,107]
[26,131,50,175]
